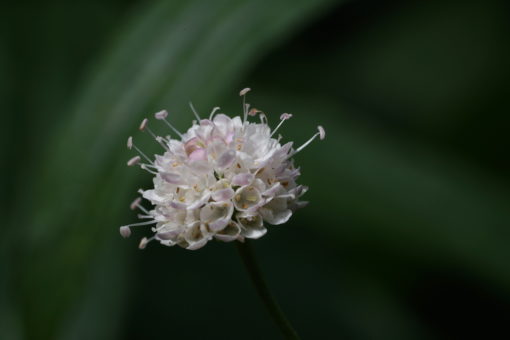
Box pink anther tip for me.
[239,88,251,96]
[127,156,141,166]
[119,226,131,238]
[318,126,325,140]
[130,197,142,210]
[248,108,260,116]
[280,113,293,120]
[139,118,148,131]
[154,110,168,120]
[138,237,149,249]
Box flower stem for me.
[236,241,301,340]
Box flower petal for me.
[200,201,234,231]
[217,149,236,169]
[215,221,241,242]
[237,212,267,239]
[260,207,292,225]
[189,148,207,161]
[212,188,235,202]
[231,173,254,186]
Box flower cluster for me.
[120,88,325,250]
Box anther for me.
[280,113,292,120]
[139,118,148,131]
[127,156,141,166]
[139,236,155,250]
[248,108,260,116]
[119,219,157,239]
[130,197,142,210]
[154,110,168,120]
[294,126,326,154]
[318,125,326,140]
[138,237,148,249]
[270,113,292,138]
[127,136,133,149]
[239,88,251,96]
[119,226,131,238]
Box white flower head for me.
[120,88,325,250]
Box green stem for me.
[236,241,301,340]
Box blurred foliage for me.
[2,0,510,339]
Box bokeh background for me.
[2,0,510,339]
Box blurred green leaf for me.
[253,85,510,291]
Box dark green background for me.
[2,0,510,339]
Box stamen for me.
[248,108,260,116]
[189,102,201,121]
[128,136,153,164]
[243,103,250,123]
[318,125,326,140]
[155,111,183,138]
[130,197,150,214]
[239,88,251,96]
[139,236,156,250]
[141,163,157,169]
[119,220,157,238]
[154,110,168,120]
[270,113,292,138]
[209,107,220,120]
[139,118,148,131]
[121,220,157,228]
[119,226,131,238]
[139,118,170,151]
[240,87,251,123]
[144,125,158,140]
[259,113,267,125]
[155,136,170,151]
[127,156,141,166]
[294,126,326,154]
[130,197,142,210]
[141,164,158,175]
